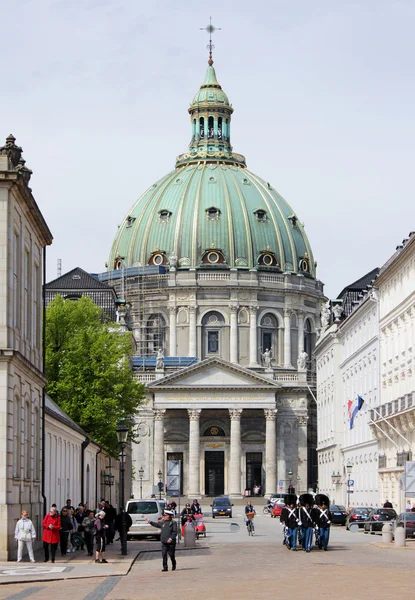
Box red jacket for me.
[42,513,61,544]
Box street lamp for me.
[331,472,342,485]
[287,470,293,493]
[346,461,353,509]
[158,469,163,500]
[139,466,144,499]
[116,420,129,556]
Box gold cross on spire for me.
[200,17,221,66]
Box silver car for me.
[126,499,163,538]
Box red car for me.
[272,502,286,518]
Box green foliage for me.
[45,295,145,455]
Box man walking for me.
[280,494,299,551]
[312,494,332,551]
[146,509,177,572]
[298,494,314,553]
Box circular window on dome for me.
[254,209,267,222]
[153,254,164,265]
[206,206,221,220]
[158,209,172,222]
[148,250,168,266]
[263,253,274,266]
[299,254,310,273]
[258,250,278,267]
[208,251,219,263]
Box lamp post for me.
[116,420,129,556]
[139,466,144,499]
[158,469,163,500]
[346,461,353,509]
[287,470,293,494]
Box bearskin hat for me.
[299,493,314,507]
[284,494,297,506]
[315,494,330,506]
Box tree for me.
[45,295,145,454]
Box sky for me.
[1,0,414,298]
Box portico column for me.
[230,306,238,363]
[283,309,292,368]
[264,409,277,496]
[296,411,308,494]
[188,306,197,357]
[188,409,201,497]
[169,307,177,356]
[249,306,259,367]
[297,311,304,359]
[153,409,166,487]
[229,409,243,496]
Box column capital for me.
[284,308,293,318]
[249,305,259,315]
[188,408,202,421]
[188,305,197,315]
[230,305,239,314]
[153,409,166,421]
[168,306,177,314]
[296,413,308,426]
[264,408,278,421]
[229,408,243,421]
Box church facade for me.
[104,53,325,498]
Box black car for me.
[329,505,348,525]
[345,507,371,530]
[395,513,415,538]
[364,508,397,533]
[211,497,233,518]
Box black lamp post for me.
[158,469,163,500]
[287,469,294,493]
[116,420,129,556]
[346,461,353,509]
[139,466,144,499]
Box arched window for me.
[24,401,30,480]
[13,395,21,478]
[225,118,229,140]
[218,117,223,139]
[199,117,205,139]
[208,116,214,138]
[202,311,225,359]
[146,314,166,355]
[304,318,313,359]
[260,313,280,365]
[34,407,40,480]
[203,425,226,437]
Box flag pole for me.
[369,416,400,449]
[365,400,411,447]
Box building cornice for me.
[0,348,46,385]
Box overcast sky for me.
[1,0,414,297]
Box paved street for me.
[1,502,414,600]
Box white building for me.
[315,272,380,508]
[370,232,415,512]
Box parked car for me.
[364,508,397,533]
[211,497,233,518]
[125,499,163,539]
[269,493,285,504]
[345,507,371,530]
[272,502,286,518]
[395,513,415,538]
[329,505,349,525]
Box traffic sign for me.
[278,481,284,487]
[347,480,354,486]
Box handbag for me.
[20,528,32,542]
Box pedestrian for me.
[42,506,61,563]
[114,509,132,542]
[59,508,73,555]
[94,511,109,563]
[191,499,202,515]
[15,510,36,563]
[103,501,116,544]
[280,494,299,551]
[61,498,75,513]
[245,500,256,534]
[312,494,332,551]
[82,510,96,556]
[383,499,393,508]
[298,494,314,553]
[180,503,194,526]
[146,509,177,572]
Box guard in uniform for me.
[311,494,332,551]
[280,494,299,551]
[298,494,315,552]
[146,509,178,571]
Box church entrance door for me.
[246,452,263,494]
[204,451,224,496]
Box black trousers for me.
[43,542,58,561]
[60,531,69,555]
[84,531,94,554]
[161,543,176,569]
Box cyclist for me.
[245,500,256,535]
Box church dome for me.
[109,61,315,277]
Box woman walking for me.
[94,511,108,564]
[15,510,36,562]
[82,510,96,556]
[59,508,73,555]
[42,506,61,563]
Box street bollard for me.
[381,522,393,543]
[394,525,406,547]
[184,526,196,548]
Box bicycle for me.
[247,518,255,536]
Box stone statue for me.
[332,303,343,322]
[320,302,331,329]
[156,348,164,370]
[169,251,178,270]
[297,351,308,371]
[262,348,272,369]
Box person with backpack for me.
[82,510,96,556]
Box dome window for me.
[258,249,278,267]
[206,206,221,220]
[148,249,168,266]
[126,215,136,228]
[288,214,298,227]
[242,177,250,185]
[254,209,267,222]
[299,252,310,273]
[208,176,216,184]
[114,255,124,270]
[174,178,182,185]
[201,246,226,265]
[158,209,172,222]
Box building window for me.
[34,407,40,480]
[146,314,166,355]
[218,117,223,139]
[13,396,21,478]
[304,318,314,359]
[24,248,31,341]
[254,209,267,221]
[13,231,21,330]
[208,116,214,138]
[260,313,279,364]
[202,311,225,358]
[24,402,31,479]
[205,206,221,220]
[199,117,205,139]
[208,330,219,353]
[158,210,172,222]
[33,263,40,348]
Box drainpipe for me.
[41,246,47,516]
[95,447,102,508]
[81,438,90,503]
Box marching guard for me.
[298,494,315,553]
[311,494,332,551]
[280,494,300,551]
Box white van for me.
[125,499,163,539]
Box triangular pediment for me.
[148,357,280,389]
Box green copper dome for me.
[109,62,315,277]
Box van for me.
[125,499,163,539]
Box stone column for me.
[249,306,259,367]
[283,309,292,368]
[153,409,166,486]
[296,411,308,493]
[188,306,197,357]
[229,409,243,496]
[169,307,177,357]
[297,311,304,359]
[230,306,238,363]
[264,409,277,496]
[188,409,201,497]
